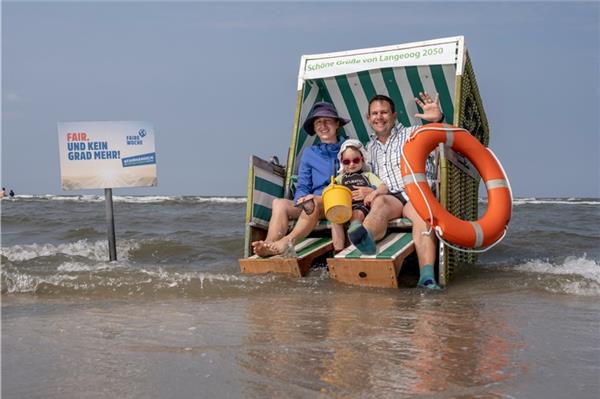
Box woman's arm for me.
[293,149,314,203]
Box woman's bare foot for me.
[252,240,275,257]
[252,239,292,257]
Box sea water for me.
[1,195,599,398]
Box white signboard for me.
[57,121,157,190]
[300,37,461,83]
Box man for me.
[252,102,349,257]
[347,93,443,289]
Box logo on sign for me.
[127,129,147,146]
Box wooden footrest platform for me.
[327,232,414,288]
[239,237,333,277]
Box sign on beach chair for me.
[239,236,333,277]
[327,232,414,288]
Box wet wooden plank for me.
[239,237,333,277]
[327,232,414,288]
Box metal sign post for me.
[105,188,117,261]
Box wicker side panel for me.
[459,54,489,146]
[446,52,490,277]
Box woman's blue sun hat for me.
[303,102,350,136]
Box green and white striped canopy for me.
[292,36,464,174]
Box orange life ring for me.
[400,123,512,248]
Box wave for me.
[478,197,600,206]
[0,238,230,264]
[512,256,600,296]
[0,236,251,296]
[4,194,246,204]
[0,239,137,262]
[57,261,114,272]
[512,198,600,206]
[1,266,279,296]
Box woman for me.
[252,101,349,257]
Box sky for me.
[2,1,599,197]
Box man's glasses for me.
[341,157,363,165]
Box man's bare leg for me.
[402,202,437,266]
[363,195,404,241]
[402,201,440,289]
[347,195,403,255]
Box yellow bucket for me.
[322,177,352,224]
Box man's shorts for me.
[352,202,370,217]
[389,191,408,205]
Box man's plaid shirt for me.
[365,122,436,196]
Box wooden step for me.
[239,236,333,277]
[327,232,415,288]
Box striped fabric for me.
[293,64,457,174]
[335,232,413,259]
[251,164,284,226]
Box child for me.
[332,139,388,252]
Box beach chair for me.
[240,36,489,287]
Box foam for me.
[479,197,600,206]
[514,256,600,296]
[0,239,139,262]
[515,256,600,282]
[513,199,600,206]
[57,262,113,272]
[110,195,246,204]
[1,265,278,294]
[2,271,78,294]
[138,268,267,289]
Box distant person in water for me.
[252,101,349,257]
[9,189,15,198]
[0,187,5,198]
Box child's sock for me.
[347,221,376,255]
[417,264,441,290]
